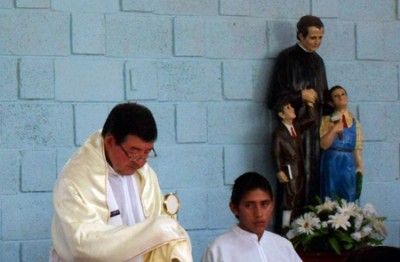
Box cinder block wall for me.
[0,1,399,261]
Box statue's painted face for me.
[299,26,324,52]
[330,88,348,110]
[279,103,296,123]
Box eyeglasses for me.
[118,144,157,162]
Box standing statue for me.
[320,85,364,201]
[268,15,330,205]
[272,97,315,233]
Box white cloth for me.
[202,224,302,262]
[108,166,145,226]
[107,167,145,262]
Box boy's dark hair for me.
[230,172,273,207]
[272,96,292,115]
[101,102,157,144]
[296,15,324,40]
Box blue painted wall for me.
[0,0,399,261]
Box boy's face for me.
[230,188,274,240]
[299,26,324,52]
[278,103,296,122]
[330,88,348,110]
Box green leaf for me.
[301,234,315,247]
[336,231,354,243]
[328,237,341,255]
[308,205,317,213]
[315,195,323,204]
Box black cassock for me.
[268,43,330,207]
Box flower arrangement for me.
[286,197,387,255]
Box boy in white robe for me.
[50,103,192,262]
[202,172,301,262]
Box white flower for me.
[316,197,336,213]
[363,203,378,219]
[372,220,387,238]
[354,214,364,230]
[295,212,321,235]
[286,229,298,240]
[337,201,358,217]
[351,231,362,242]
[328,213,351,230]
[287,198,387,254]
[360,226,372,237]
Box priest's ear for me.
[104,134,118,149]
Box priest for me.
[50,102,192,262]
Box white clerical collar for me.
[233,224,264,242]
[107,162,136,177]
[297,42,313,53]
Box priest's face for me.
[230,188,274,240]
[104,134,155,176]
[299,26,324,52]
